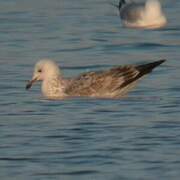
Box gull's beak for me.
[26,77,37,90]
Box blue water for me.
[0,0,180,179]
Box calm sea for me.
[0,0,180,179]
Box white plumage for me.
[119,0,167,29]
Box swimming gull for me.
[117,0,167,29]
[26,59,166,99]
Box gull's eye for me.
[38,69,42,73]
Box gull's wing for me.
[120,3,145,22]
[65,65,139,98]
[65,60,165,98]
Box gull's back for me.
[120,2,145,22]
[64,60,165,98]
[64,66,139,98]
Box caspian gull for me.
[26,59,165,99]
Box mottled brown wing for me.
[65,65,139,97]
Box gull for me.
[117,0,167,29]
[26,59,165,99]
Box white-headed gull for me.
[26,59,165,99]
[118,0,167,29]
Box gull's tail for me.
[109,0,126,10]
[119,0,126,10]
[113,59,166,97]
[136,59,166,76]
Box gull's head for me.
[26,59,60,90]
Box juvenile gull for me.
[117,0,167,29]
[26,59,165,99]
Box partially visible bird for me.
[117,0,167,29]
[26,59,166,99]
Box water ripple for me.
[35,170,99,176]
[0,0,180,180]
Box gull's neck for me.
[41,75,66,98]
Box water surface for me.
[0,0,180,179]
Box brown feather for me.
[65,60,165,98]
